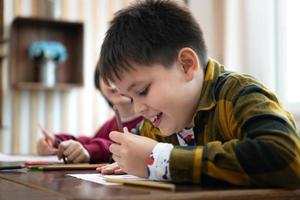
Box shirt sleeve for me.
[168,77,300,188]
[77,117,116,163]
[53,118,116,163]
[81,138,113,163]
[53,116,142,164]
[147,143,174,181]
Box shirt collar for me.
[196,58,225,111]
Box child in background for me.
[98,0,300,187]
[36,65,142,163]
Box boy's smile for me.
[112,55,204,136]
[150,112,163,127]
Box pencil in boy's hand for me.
[113,106,123,131]
[57,139,68,164]
[37,123,53,146]
[109,106,123,164]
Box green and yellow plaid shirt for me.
[139,58,300,188]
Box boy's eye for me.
[138,85,150,96]
[121,94,133,103]
[110,88,118,94]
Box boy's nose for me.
[134,101,147,115]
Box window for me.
[276,0,300,115]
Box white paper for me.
[0,153,61,162]
[67,173,147,186]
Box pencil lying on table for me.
[104,178,176,191]
[0,165,25,170]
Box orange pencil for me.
[38,123,67,164]
[37,123,53,146]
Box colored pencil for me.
[105,178,176,191]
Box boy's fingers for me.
[109,131,125,143]
[45,137,53,146]
[56,140,72,160]
[123,127,130,134]
[73,153,85,163]
[99,163,118,174]
[96,163,116,173]
[63,141,77,156]
[109,143,122,156]
[38,123,53,141]
[112,154,121,164]
[67,147,81,162]
[51,148,58,155]
[56,144,65,159]
[39,138,48,146]
[96,167,102,173]
[114,168,126,175]
[100,167,114,174]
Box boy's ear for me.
[177,48,200,81]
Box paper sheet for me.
[0,153,61,163]
[67,173,147,185]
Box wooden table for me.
[0,168,299,200]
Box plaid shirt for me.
[139,58,300,188]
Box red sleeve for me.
[54,116,143,163]
[80,117,118,163]
[84,116,143,163]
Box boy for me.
[98,0,300,187]
[36,65,142,163]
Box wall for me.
[0,0,133,154]
[189,0,300,129]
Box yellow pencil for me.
[104,178,176,191]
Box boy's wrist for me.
[147,143,174,181]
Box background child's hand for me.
[36,136,56,155]
[57,140,90,163]
[96,162,125,175]
[37,123,57,155]
[109,127,158,178]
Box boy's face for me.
[113,59,203,136]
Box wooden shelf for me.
[0,38,8,43]
[10,17,84,90]
[13,82,82,91]
[0,54,6,60]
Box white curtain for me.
[189,0,300,127]
[190,0,276,91]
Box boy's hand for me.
[36,137,57,155]
[37,123,54,146]
[57,140,90,163]
[96,162,125,175]
[37,123,56,155]
[109,127,158,178]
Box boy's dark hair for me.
[94,62,113,108]
[99,0,207,83]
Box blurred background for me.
[0,0,299,154]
